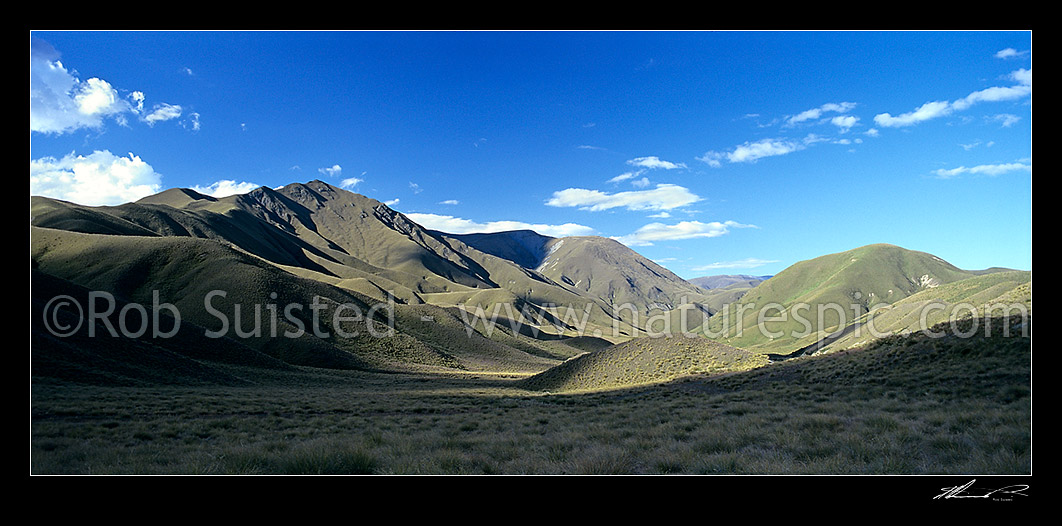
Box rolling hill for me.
[517,336,767,393]
[31,180,734,382]
[30,180,1030,390]
[701,243,1027,354]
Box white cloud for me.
[700,137,805,166]
[873,100,953,128]
[439,199,460,205]
[144,103,183,126]
[384,198,400,206]
[607,171,640,184]
[30,150,162,206]
[995,48,1028,60]
[545,184,701,212]
[691,257,779,271]
[339,177,362,189]
[627,156,687,170]
[630,177,651,188]
[409,182,423,194]
[192,180,260,197]
[992,114,1021,127]
[404,213,595,238]
[951,82,1032,112]
[932,162,1031,179]
[130,91,145,112]
[1009,68,1032,86]
[30,53,132,134]
[874,69,1032,128]
[183,112,201,131]
[614,220,756,247]
[30,41,186,134]
[319,164,342,177]
[785,102,857,127]
[830,115,859,132]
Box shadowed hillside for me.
[30,226,566,376]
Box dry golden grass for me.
[32,316,1030,475]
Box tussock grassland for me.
[32,315,1030,475]
[518,336,768,393]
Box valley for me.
[30,180,1032,475]
[31,312,1030,475]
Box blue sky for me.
[30,30,1032,278]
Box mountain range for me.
[30,180,1032,391]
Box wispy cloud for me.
[627,156,687,170]
[143,103,183,126]
[614,220,756,247]
[992,114,1021,127]
[546,184,701,212]
[607,171,640,184]
[874,68,1032,128]
[691,257,779,271]
[785,102,857,127]
[183,112,201,131]
[932,162,1031,179]
[404,213,595,238]
[995,48,1029,60]
[339,177,362,189]
[318,164,342,177]
[439,199,460,205]
[699,137,806,167]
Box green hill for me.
[702,244,1000,354]
[812,270,1031,354]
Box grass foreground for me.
[31,316,1031,476]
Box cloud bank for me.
[30,150,163,206]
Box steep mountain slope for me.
[31,181,720,342]
[444,230,718,337]
[446,230,553,270]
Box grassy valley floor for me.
[31,318,1031,475]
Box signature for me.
[934,479,1030,500]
